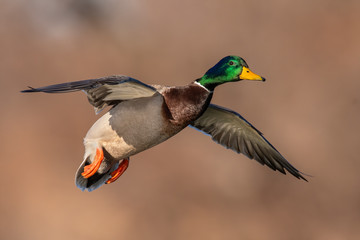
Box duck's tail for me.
[75,155,119,192]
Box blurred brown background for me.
[1,0,360,239]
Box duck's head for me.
[197,56,265,91]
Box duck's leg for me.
[82,148,104,178]
[106,158,129,184]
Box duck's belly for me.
[84,94,183,160]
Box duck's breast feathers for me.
[22,76,158,113]
[161,83,212,125]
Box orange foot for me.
[82,148,104,178]
[106,158,129,184]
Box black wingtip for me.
[297,174,308,182]
[21,86,38,93]
[298,171,312,182]
[284,166,309,182]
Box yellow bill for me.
[239,67,266,81]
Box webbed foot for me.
[82,148,104,178]
[106,158,129,184]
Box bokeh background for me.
[1,0,360,239]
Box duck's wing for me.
[22,75,158,113]
[190,104,307,181]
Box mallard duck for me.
[22,56,306,191]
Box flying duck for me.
[22,56,307,191]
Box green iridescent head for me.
[197,56,265,91]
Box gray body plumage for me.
[76,92,188,191]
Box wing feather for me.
[22,75,157,113]
[191,104,307,181]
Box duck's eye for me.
[229,61,235,66]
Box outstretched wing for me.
[190,104,307,181]
[22,75,158,113]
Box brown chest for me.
[162,84,212,126]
